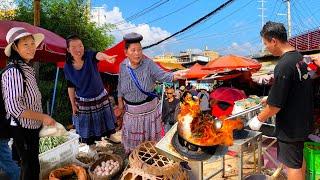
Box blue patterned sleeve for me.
[148,59,173,82]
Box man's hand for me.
[43,115,56,126]
[261,96,268,106]
[248,116,263,131]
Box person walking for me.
[162,87,179,132]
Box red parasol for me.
[185,63,216,79]
[210,87,247,117]
[203,55,261,71]
[210,87,246,104]
[0,20,66,64]
[99,40,169,74]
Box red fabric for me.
[210,87,246,118]
[99,41,170,74]
[203,55,261,71]
[0,20,66,65]
[99,41,126,74]
[211,103,234,117]
[215,73,242,81]
[185,63,216,79]
[210,87,246,104]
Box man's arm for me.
[257,104,280,122]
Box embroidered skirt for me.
[73,89,116,144]
[122,98,162,153]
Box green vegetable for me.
[39,136,67,154]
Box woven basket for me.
[129,141,183,177]
[49,164,88,180]
[88,153,123,180]
[74,152,95,169]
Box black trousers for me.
[11,126,40,180]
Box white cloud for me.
[0,0,16,10]
[219,42,260,56]
[90,6,171,54]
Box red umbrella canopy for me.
[99,40,126,74]
[185,63,216,79]
[210,87,246,104]
[99,40,169,74]
[203,55,261,71]
[0,20,66,64]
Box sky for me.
[91,0,320,57]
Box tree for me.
[14,0,115,51]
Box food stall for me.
[156,96,264,180]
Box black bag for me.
[0,64,26,139]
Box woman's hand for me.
[118,104,125,116]
[43,115,56,126]
[72,105,79,116]
[173,69,189,80]
[96,52,117,63]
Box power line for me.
[296,0,320,28]
[158,24,258,46]
[112,0,200,32]
[269,0,279,20]
[114,0,169,25]
[176,0,255,41]
[142,0,236,50]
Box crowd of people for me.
[1,21,320,180]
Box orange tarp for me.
[202,55,261,71]
[185,63,216,79]
[155,62,186,70]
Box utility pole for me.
[278,0,292,38]
[34,0,41,83]
[258,0,266,53]
[34,0,40,26]
[286,0,292,38]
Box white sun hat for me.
[5,27,44,57]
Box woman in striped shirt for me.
[117,32,186,154]
[2,27,56,180]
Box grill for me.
[171,132,220,161]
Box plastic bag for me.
[39,122,68,137]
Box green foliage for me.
[38,63,72,126]
[14,0,115,50]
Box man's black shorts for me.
[277,140,305,169]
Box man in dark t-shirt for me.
[248,21,313,180]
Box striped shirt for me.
[117,57,173,103]
[1,62,43,129]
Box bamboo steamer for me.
[128,141,188,178]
